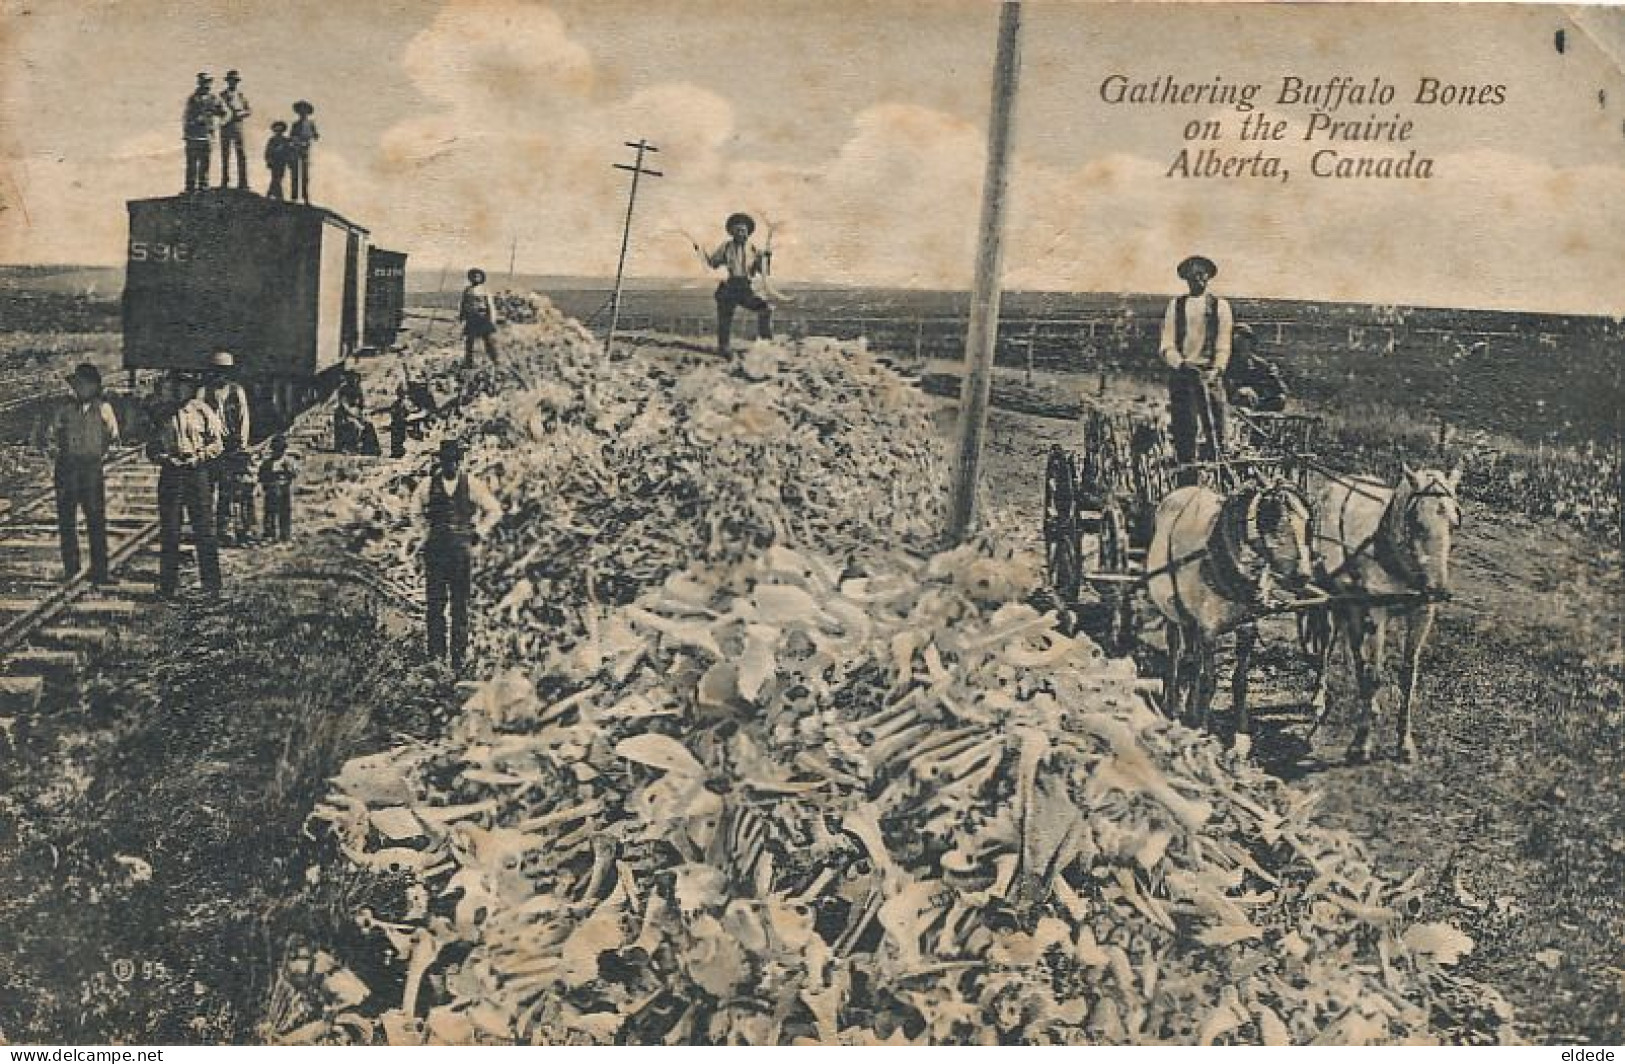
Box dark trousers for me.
[425,537,472,670]
[185,139,212,191]
[262,485,293,542]
[463,325,498,366]
[211,453,255,543]
[289,148,311,203]
[715,279,772,354]
[55,457,109,582]
[220,125,249,188]
[268,163,286,201]
[158,465,221,595]
[1169,367,1228,480]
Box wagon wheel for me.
[1098,500,1138,655]
[1043,447,1082,603]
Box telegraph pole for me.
[606,139,663,354]
[948,1,1023,543]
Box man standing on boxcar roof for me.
[183,72,226,193]
[219,70,252,191]
[1159,254,1234,484]
[40,363,120,586]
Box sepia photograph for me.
[0,0,1621,1048]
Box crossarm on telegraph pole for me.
[606,139,664,354]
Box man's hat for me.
[467,267,486,283]
[196,72,212,83]
[293,100,314,114]
[270,120,288,132]
[209,350,235,369]
[225,69,241,81]
[1177,255,1218,281]
[66,362,102,389]
[439,439,463,460]
[725,212,756,235]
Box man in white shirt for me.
[148,375,225,597]
[413,439,502,673]
[1159,255,1234,482]
[202,350,254,546]
[695,212,773,357]
[41,363,121,584]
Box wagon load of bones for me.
[283,311,1510,1045]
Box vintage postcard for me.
[0,0,1620,1049]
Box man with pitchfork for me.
[1159,254,1234,486]
[694,212,775,357]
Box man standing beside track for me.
[413,439,502,675]
[41,363,120,586]
[1159,254,1234,485]
[202,351,253,546]
[148,376,224,598]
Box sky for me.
[0,0,1622,314]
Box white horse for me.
[1146,480,1315,741]
[1306,464,1462,763]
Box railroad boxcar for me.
[363,247,408,350]
[122,191,377,423]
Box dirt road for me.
[965,400,1625,1043]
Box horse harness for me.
[1314,469,1458,601]
[1150,485,1309,626]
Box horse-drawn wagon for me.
[1042,400,1324,652]
[1039,385,1461,762]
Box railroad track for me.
[0,446,163,718]
[0,358,405,727]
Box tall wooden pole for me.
[606,139,663,355]
[948,1,1023,542]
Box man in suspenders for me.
[1159,255,1234,484]
[414,439,502,673]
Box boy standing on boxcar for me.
[219,70,252,190]
[289,101,319,205]
[458,268,500,366]
[183,73,226,193]
[41,363,120,585]
[259,434,299,543]
[265,121,291,200]
[414,439,502,674]
[148,376,224,598]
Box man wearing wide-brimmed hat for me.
[40,363,120,584]
[218,70,252,190]
[413,438,503,674]
[183,72,226,193]
[695,212,773,357]
[458,267,500,366]
[202,350,254,545]
[147,373,225,598]
[289,100,319,204]
[1159,254,1235,481]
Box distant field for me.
[2,264,1616,447]
[515,285,1622,448]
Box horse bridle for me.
[1371,472,1460,595]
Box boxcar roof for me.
[127,191,371,236]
